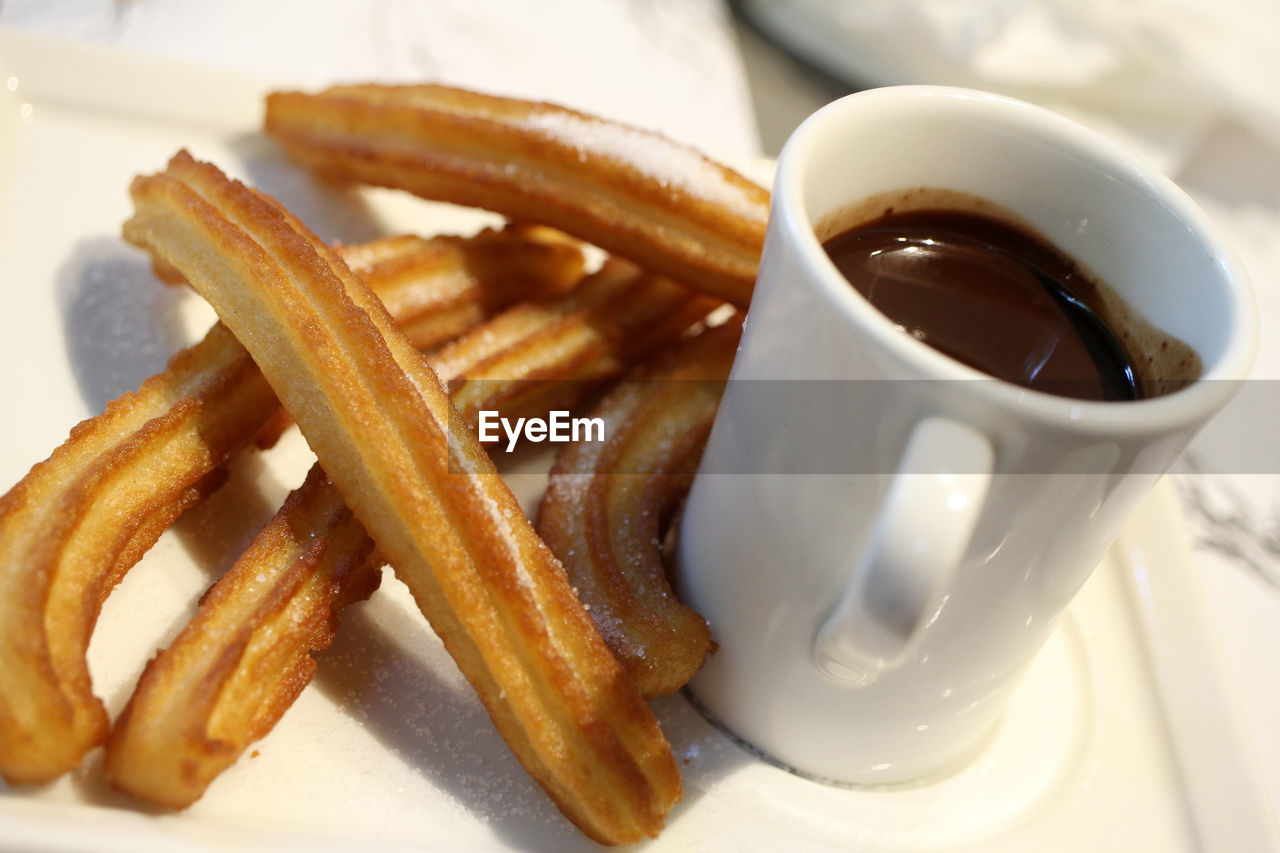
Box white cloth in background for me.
[0,0,762,160]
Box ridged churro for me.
[538,317,742,698]
[0,226,581,786]
[104,466,382,809]
[264,83,769,307]
[438,256,720,430]
[121,151,680,844]
[341,226,584,351]
[0,322,279,786]
[106,252,712,811]
[96,482,367,807]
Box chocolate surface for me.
[824,208,1141,401]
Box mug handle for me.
[813,417,994,686]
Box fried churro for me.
[121,151,679,844]
[0,226,581,786]
[0,323,279,786]
[538,317,742,698]
[106,251,712,812]
[264,83,769,307]
[342,226,584,351]
[104,465,382,809]
[437,256,720,430]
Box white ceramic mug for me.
[674,87,1256,784]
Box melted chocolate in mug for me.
[823,208,1142,401]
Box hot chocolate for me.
[818,190,1200,400]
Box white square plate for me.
[0,30,1274,852]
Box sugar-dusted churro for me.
[538,317,742,698]
[437,256,720,430]
[104,466,382,809]
[121,151,680,844]
[264,83,769,307]
[0,225,582,786]
[0,323,278,786]
[340,226,584,351]
[106,252,712,812]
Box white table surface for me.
[2,0,1277,843]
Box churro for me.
[438,256,720,430]
[105,466,382,809]
[121,151,680,843]
[341,226,584,351]
[264,83,769,306]
[538,317,742,698]
[0,226,581,786]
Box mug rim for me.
[774,85,1258,435]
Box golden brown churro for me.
[264,83,769,307]
[0,323,277,786]
[438,256,720,430]
[538,317,743,698]
[104,466,383,809]
[122,152,679,844]
[106,251,713,812]
[342,226,584,351]
[0,227,582,786]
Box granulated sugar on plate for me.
[309,573,585,845]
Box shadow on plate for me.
[55,236,196,414]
